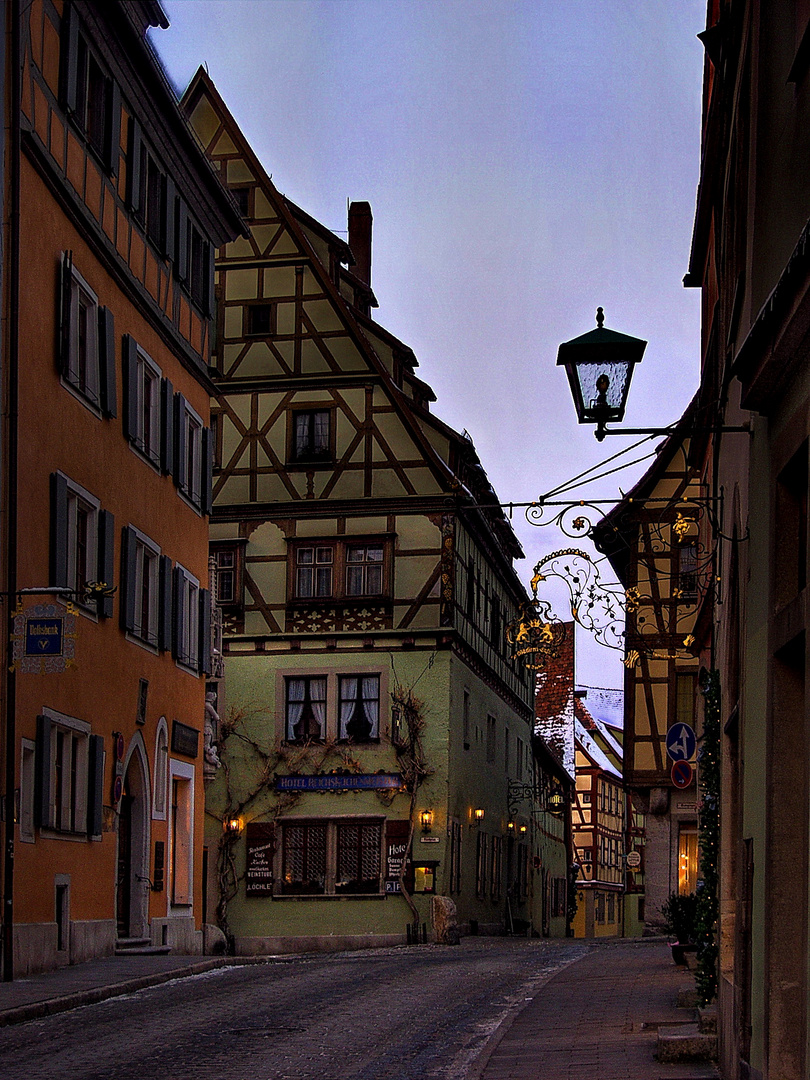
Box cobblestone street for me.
[0,939,586,1080]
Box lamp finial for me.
[596,306,604,328]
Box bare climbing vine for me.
[390,685,433,926]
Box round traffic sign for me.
[671,759,694,789]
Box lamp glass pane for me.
[575,360,632,419]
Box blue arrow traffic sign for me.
[666,723,696,762]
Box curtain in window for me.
[313,411,329,454]
[362,676,379,738]
[309,678,326,738]
[286,678,305,740]
[339,677,357,740]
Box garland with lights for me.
[695,669,720,1005]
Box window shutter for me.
[120,525,137,632]
[159,554,173,652]
[175,198,189,283]
[122,334,138,442]
[58,250,73,377]
[34,715,52,829]
[97,306,117,418]
[205,243,216,316]
[173,393,187,490]
[201,427,213,516]
[87,734,104,837]
[127,117,142,213]
[198,588,211,675]
[59,1,80,114]
[50,472,69,590]
[104,80,121,177]
[160,378,174,475]
[163,176,175,262]
[97,509,115,618]
[172,566,185,660]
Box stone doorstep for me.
[698,1005,718,1034]
[656,1023,718,1063]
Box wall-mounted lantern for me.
[420,809,434,833]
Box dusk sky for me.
[151,0,707,691]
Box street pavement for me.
[0,937,718,1079]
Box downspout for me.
[3,0,20,983]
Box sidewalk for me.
[473,939,719,1080]
[0,953,245,1026]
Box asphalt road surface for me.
[0,938,588,1080]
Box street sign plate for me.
[626,850,641,868]
[666,723,696,762]
[671,759,694,789]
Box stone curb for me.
[462,949,590,1080]
[0,957,256,1028]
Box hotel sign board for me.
[275,773,402,793]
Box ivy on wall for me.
[695,668,720,1006]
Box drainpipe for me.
[3,0,20,983]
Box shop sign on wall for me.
[245,823,275,896]
[11,602,77,673]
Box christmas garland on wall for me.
[695,668,720,1006]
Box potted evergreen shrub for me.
[660,891,698,964]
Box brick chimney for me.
[348,201,372,286]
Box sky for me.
[150,0,707,691]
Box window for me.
[50,473,114,615]
[173,565,208,672]
[338,676,380,741]
[153,720,168,820]
[124,529,159,645]
[245,303,275,337]
[211,542,244,608]
[285,676,327,741]
[280,819,383,896]
[169,761,194,906]
[504,727,510,774]
[123,339,163,466]
[59,257,116,415]
[678,542,698,600]
[490,594,501,647]
[346,545,383,596]
[463,690,470,749]
[296,546,333,598]
[466,558,476,620]
[232,187,251,217]
[449,820,462,893]
[61,10,120,173]
[291,539,390,601]
[476,831,487,899]
[19,739,36,843]
[290,409,332,464]
[490,835,502,900]
[35,711,103,837]
[173,394,212,513]
[173,197,214,314]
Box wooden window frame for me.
[288,537,392,604]
[337,674,380,742]
[244,302,277,338]
[287,406,335,468]
[210,540,246,609]
[277,818,384,897]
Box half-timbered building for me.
[182,70,541,951]
[593,414,702,933]
[0,1,242,977]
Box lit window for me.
[282,822,327,895]
[335,821,382,893]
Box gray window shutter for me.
[104,80,121,177]
[97,509,115,618]
[60,2,80,114]
[173,393,187,490]
[97,306,117,418]
[198,588,211,675]
[122,334,138,442]
[34,715,52,829]
[87,735,104,837]
[120,525,137,632]
[175,198,189,282]
[163,176,175,262]
[205,243,216,316]
[201,427,213,516]
[127,117,142,213]
[159,554,173,652]
[160,378,174,475]
[172,566,186,660]
[58,250,73,376]
[50,472,69,590]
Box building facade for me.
[683,3,810,1077]
[181,70,561,952]
[0,0,241,976]
[593,420,702,934]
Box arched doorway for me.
[116,739,150,940]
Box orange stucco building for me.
[0,0,241,976]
